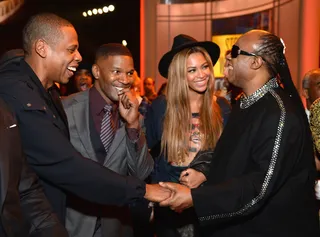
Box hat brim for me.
[158,41,220,78]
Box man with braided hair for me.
[155,30,320,236]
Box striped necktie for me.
[100,104,115,153]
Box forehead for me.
[236,32,261,52]
[57,26,79,47]
[186,52,207,65]
[144,78,154,84]
[98,55,133,68]
[309,73,320,85]
[75,69,91,76]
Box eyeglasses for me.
[231,45,274,75]
[231,45,259,58]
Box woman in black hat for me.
[145,34,230,237]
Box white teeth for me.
[68,66,76,72]
[115,87,124,91]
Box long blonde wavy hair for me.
[161,46,223,164]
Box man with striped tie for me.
[62,43,154,237]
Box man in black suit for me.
[157,30,320,236]
[0,96,67,237]
[0,12,169,224]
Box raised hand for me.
[118,89,140,129]
[179,168,207,189]
[144,184,172,203]
[159,182,193,212]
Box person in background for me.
[158,30,320,237]
[72,61,93,93]
[157,82,167,97]
[302,68,320,120]
[145,34,230,237]
[303,69,320,200]
[0,12,170,226]
[143,77,157,102]
[131,70,150,117]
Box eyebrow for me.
[187,62,208,69]
[68,44,78,49]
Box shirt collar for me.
[89,86,118,115]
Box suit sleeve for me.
[2,94,146,207]
[125,116,154,180]
[192,109,308,225]
[19,158,68,237]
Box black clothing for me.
[0,98,67,237]
[0,59,146,223]
[192,80,320,237]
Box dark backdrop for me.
[0,0,141,73]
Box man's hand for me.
[144,184,172,203]
[159,182,193,212]
[179,168,207,189]
[118,90,140,128]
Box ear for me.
[34,39,47,58]
[302,88,309,99]
[250,56,263,70]
[92,64,100,79]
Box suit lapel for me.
[72,93,99,162]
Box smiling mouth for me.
[114,86,124,92]
[67,66,77,72]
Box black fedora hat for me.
[158,34,220,78]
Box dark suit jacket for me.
[192,88,320,237]
[0,58,146,223]
[0,98,67,237]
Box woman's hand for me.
[179,168,207,189]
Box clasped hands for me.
[144,168,206,212]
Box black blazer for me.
[192,88,320,237]
[0,59,146,223]
[0,98,67,237]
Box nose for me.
[118,74,132,85]
[75,50,82,63]
[198,69,205,78]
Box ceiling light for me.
[108,5,115,12]
[103,6,109,13]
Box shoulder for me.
[62,90,89,109]
[260,89,303,129]
[151,94,166,110]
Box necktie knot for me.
[103,104,112,113]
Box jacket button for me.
[26,103,32,107]
[53,115,56,119]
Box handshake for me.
[143,168,207,212]
[144,182,193,213]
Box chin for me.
[196,86,208,94]
[60,78,70,85]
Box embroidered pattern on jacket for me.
[199,88,286,221]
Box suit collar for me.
[71,91,126,165]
